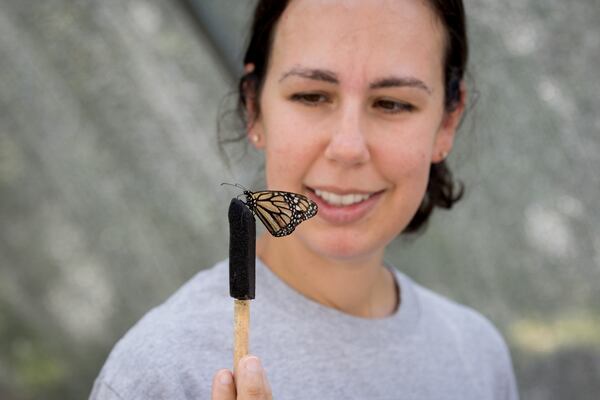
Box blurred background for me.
[0,0,598,398]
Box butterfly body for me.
[241,189,318,237]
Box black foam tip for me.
[228,198,256,300]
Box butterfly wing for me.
[248,190,318,237]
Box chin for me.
[298,227,388,263]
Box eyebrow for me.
[279,67,339,84]
[370,76,432,94]
[279,67,432,94]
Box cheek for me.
[375,141,433,186]
[371,116,441,180]
[263,127,320,187]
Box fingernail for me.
[219,371,233,385]
[245,356,262,373]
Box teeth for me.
[314,189,372,206]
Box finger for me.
[211,369,236,400]
[236,356,272,400]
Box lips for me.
[306,186,384,225]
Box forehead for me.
[270,0,446,83]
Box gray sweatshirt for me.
[91,259,519,399]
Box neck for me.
[256,234,398,319]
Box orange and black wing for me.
[248,190,318,237]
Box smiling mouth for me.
[308,188,381,207]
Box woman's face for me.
[250,0,464,261]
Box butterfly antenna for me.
[221,182,249,192]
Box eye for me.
[374,99,416,113]
[290,92,329,106]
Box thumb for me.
[235,356,272,400]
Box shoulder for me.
[412,278,508,354]
[91,260,231,399]
[402,273,518,398]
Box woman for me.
[91,1,518,399]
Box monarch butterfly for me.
[222,183,318,237]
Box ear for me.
[431,82,467,163]
[243,63,265,149]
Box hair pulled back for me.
[237,0,467,233]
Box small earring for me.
[250,134,259,143]
[440,151,448,160]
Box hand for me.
[211,355,273,400]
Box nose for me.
[324,107,370,167]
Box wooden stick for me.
[234,299,250,375]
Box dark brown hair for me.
[235,0,467,233]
